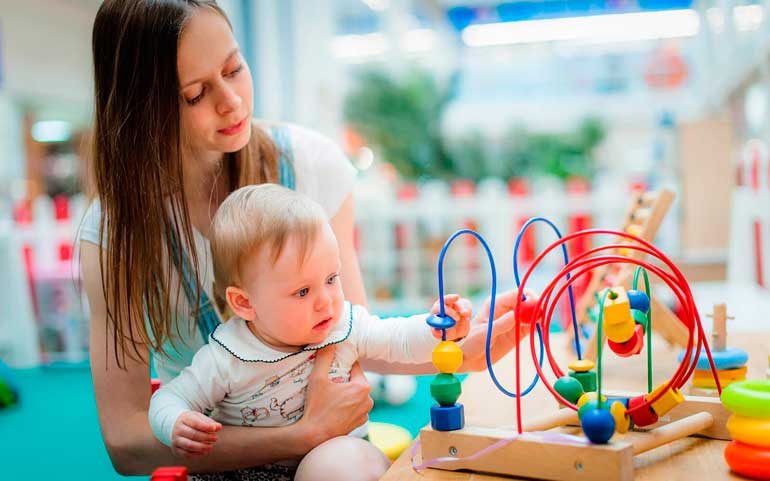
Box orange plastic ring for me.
[724,441,770,480]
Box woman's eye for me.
[228,65,243,77]
[297,288,309,298]
[187,90,204,105]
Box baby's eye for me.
[326,274,338,285]
[296,288,309,298]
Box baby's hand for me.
[171,411,222,458]
[430,294,472,341]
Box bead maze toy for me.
[681,303,748,397]
[572,189,690,361]
[416,220,730,481]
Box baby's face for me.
[240,224,345,350]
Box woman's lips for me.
[218,117,247,135]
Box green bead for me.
[578,399,606,420]
[631,309,648,329]
[569,370,598,392]
[430,374,462,406]
[554,376,584,404]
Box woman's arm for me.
[329,193,527,375]
[360,291,528,375]
[330,193,367,308]
[82,241,370,474]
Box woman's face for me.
[177,8,253,157]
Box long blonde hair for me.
[91,0,279,367]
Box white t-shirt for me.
[148,302,441,454]
[78,123,357,382]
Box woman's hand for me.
[299,345,373,447]
[459,289,535,372]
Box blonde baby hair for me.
[210,184,328,292]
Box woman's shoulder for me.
[253,119,344,162]
[78,198,105,246]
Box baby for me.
[149,184,472,480]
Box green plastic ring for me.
[721,379,770,418]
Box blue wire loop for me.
[427,229,497,344]
[514,217,582,359]
[484,216,582,399]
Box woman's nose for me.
[216,85,242,115]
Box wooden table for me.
[383,331,769,480]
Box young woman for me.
[80,1,525,477]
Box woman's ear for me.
[226,286,256,321]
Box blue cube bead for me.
[430,403,465,431]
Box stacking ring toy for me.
[724,441,770,480]
[721,379,770,418]
[727,414,770,448]
[678,347,748,371]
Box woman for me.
[80,0,525,477]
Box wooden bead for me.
[646,381,684,417]
[554,376,584,404]
[601,286,633,326]
[569,370,597,392]
[631,309,648,328]
[430,403,465,431]
[604,318,636,344]
[608,323,645,357]
[576,391,607,408]
[568,359,595,373]
[627,290,650,313]
[610,400,631,434]
[432,341,463,374]
[581,408,616,444]
[628,394,659,427]
[430,374,462,406]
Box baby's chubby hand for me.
[170,410,222,458]
[430,294,472,341]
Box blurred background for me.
[1,0,770,478]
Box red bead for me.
[608,324,645,357]
[516,294,540,325]
[628,394,659,427]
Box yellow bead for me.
[646,381,684,416]
[604,318,636,343]
[602,287,633,326]
[432,341,463,374]
[577,391,607,408]
[610,401,630,434]
[568,359,595,373]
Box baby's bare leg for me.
[295,436,390,481]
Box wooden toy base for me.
[419,393,728,481]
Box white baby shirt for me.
[149,302,441,447]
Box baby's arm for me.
[352,298,470,364]
[149,345,227,458]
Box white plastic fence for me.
[2,178,684,367]
[728,139,770,289]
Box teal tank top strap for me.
[168,230,220,343]
[168,124,296,343]
[270,125,296,189]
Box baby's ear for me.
[226,286,255,321]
